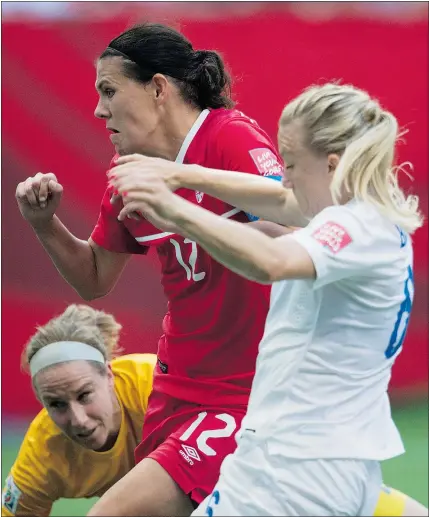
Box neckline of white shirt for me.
[175,109,210,164]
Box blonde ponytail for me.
[280,83,423,234]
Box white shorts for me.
[192,433,382,516]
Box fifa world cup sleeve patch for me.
[311,222,352,253]
[2,476,22,514]
[248,148,283,176]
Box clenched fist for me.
[16,172,63,228]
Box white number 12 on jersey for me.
[170,238,206,282]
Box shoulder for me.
[293,201,407,271]
[204,109,282,174]
[211,109,273,143]
[10,410,68,495]
[310,201,401,245]
[112,354,156,412]
[111,353,157,379]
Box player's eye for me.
[49,400,67,411]
[286,164,294,170]
[104,88,115,99]
[78,391,92,403]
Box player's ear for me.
[151,73,169,104]
[327,153,340,175]
[106,362,115,387]
[31,379,42,402]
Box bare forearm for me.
[177,164,307,227]
[32,216,101,300]
[171,198,286,284]
[248,220,298,238]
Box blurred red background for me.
[2,6,428,415]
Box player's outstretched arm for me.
[247,221,299,238]
[16,174,130,301]
[174,163,308,227]
[168,197,314,283]
[110,177,315,284]
[110,155,308,228]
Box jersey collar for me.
[175,109,210,164]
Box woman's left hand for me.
[108,159,182,232]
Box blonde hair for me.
[22,305,123,372]
[279,83,423,234]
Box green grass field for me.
[2,400,428,516]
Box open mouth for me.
[108,128,119,134]
[76,427,97,439]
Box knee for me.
[404,497,429,517]
[87,500,111,517]
[87,497,126,517]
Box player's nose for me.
[282,175,293,189]
[94,99,109,119]
[69,403,90,428]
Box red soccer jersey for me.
[91,108,284,405]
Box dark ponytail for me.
[185,50,233,109]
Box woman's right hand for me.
[16,172,63,228]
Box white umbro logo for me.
[195,191,204,204]
[182,444,201,461]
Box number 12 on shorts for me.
[179,412,237,456]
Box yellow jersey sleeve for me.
[2,412,61,516]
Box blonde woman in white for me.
[107,83,426,516]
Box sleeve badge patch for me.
[249,148,283,176]
[2,476,22,515]
[312,222,352,253]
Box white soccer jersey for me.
[241,199,413,461]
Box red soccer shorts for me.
[135,389,247,504]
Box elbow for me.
[244,241,290,284]
[263,254,290,284]
[277,187,288,207]
[274,187,288,214]
[76,290,101,302]
[251,258,287,284]
[75,285,111,302]
[270,190,293,226]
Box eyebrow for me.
[95,79,111,92]
[43,382,94,400]
[75,382,94,393]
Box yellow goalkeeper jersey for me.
[2,353,156,516]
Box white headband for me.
[29,341,106,378]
